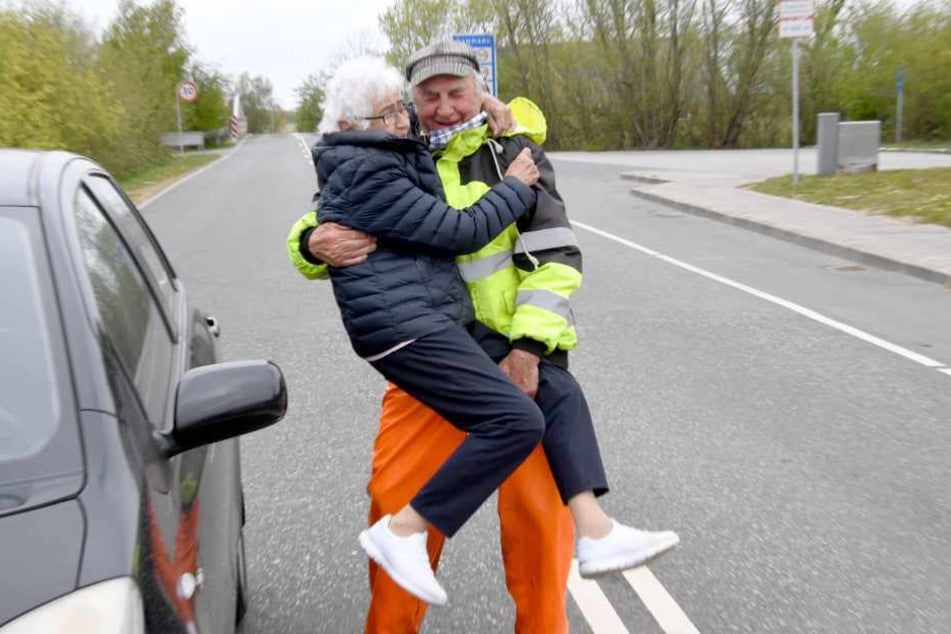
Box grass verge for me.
[119,152,222,204]
[747,167,951,228]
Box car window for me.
[84,175,176,317]
[73,189,174,426]
[0,215,62,461]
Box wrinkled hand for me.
[498,349,540,398]
[483,94,515,136]
[504,148,539,187]
[308,222,376,267]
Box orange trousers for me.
[364,382,575,634]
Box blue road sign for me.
[452,33,497,96]
[896,66,905,93]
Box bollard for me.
[816,113,840,176]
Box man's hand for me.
[308,222,377,267]
[483,94,515,136]
[498,349,540,398]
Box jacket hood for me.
[313,131,425,158]
[311,131,426,177]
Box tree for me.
[236,73,276,133]
[379,0,463,65]
[0,6,121,162]
[295,73,324,133]
[183,63,230,136]
[99,0,190,173]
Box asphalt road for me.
[141,135,951,634]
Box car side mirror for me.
[162,360,287,457]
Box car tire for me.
[235,526,249,626]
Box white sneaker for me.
[577,519,679,579]
[358,515,448,605]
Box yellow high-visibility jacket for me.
[286,98,582,365]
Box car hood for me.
[0,499,84,626]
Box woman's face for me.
[366,91,410,138]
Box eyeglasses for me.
[362,101,408,127]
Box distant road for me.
[141,134,951,633]
[551,146,951,186]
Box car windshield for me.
[0,213,62,462]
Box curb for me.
[628,187,951,288]
[620,173,669,185]
[878,147,951,155]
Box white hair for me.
[317,57,406,135]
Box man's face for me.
[412,74,480,133]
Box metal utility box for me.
[837,121,880,173]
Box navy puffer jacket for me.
[315,131,536,358]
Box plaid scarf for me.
[427,112,488,150]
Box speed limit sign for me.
[177,80,199,103]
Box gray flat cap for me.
[405,39,481,86]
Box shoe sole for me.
[358,530,448,605]
[578,536,680,579]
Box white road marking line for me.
[567,560,629,633]
[140,137,248,210]
[572,220,949,374]
[294,133,313,163]
[623,567,701,634]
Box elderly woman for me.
[313,57,678,607]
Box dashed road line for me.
[572,220,950,378]
[568,559,700,633]
[294,133,313,164]
[567,560,630,633]
[623,567,700,634]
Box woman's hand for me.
[504,148,540,187]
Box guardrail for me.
[161,131,206,150]
[160,128,237,150]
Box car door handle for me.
[205,315,221,338]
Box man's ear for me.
[338,119,353,131]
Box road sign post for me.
[451,33,497,96]
[175,80,199,154]
[792,39,801,184]
[895,66,905,144]
[779,0,814,186]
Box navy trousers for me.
[370,323,608,537]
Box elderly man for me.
[288,40,653,633]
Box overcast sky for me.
[21,0,921,109]
[60,0,397,108]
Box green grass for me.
[119,152,221,204]
[748,167,951,228]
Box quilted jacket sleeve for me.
[319,152,536,256]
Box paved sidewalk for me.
[552,148,951,286]
[628,182,951,286]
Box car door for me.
[72,171,239,633]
